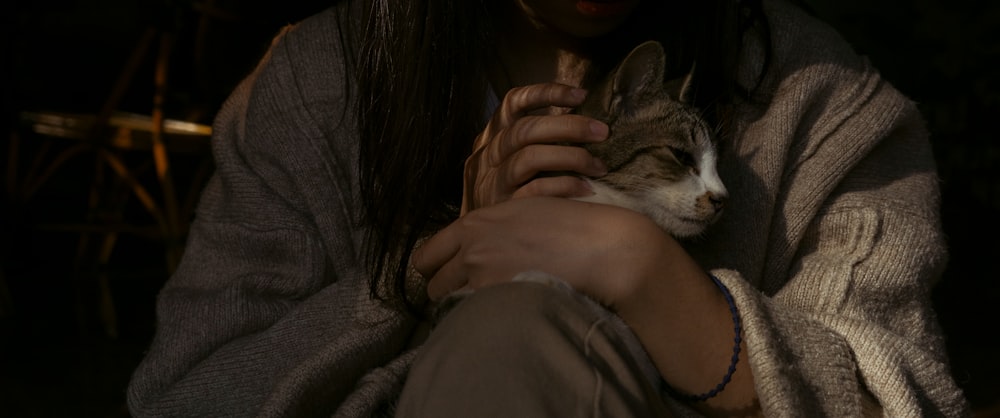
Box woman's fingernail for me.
[589,120,608,139]
[580,178,595,195]
[572,88,588,102]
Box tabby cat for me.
[574,41,727,238]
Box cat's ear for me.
[608,41,666,114]
[664,61,697,104]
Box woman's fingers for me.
[411,223,462,281]
[512,176,594,200]
[495,84,588,127]
[411,219,482,301]
[471,84,588,153]
[463,83,609,212]
[487,114,608,166]
[505,144,607,188]
[424,257,468,301]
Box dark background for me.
[1,0,998,416]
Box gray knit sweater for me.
[126,0,970,416]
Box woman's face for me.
[514,0,643,38]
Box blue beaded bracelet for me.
[663,274,743,402]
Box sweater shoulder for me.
[212,1,362,164]
[743,0,918,143]
[202,3,363,223]
[761,0,868,73]
[244,4,358,139]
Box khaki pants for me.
[397,279,673,417]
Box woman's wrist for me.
[662,274,743,402]
[610,229,757,414]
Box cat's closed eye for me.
[667,146,695,168]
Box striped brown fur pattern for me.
[575,41,728,238]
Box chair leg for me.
[95,231,120,339]
[72,152,125,339]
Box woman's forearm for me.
[613,231,758,416]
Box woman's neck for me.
[488,3,598,97]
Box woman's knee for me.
[399,281,671,417]
[431,280,600,346]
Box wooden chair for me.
[6,2,214,338]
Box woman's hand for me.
[414,197,685,307]
[462,83,609,215]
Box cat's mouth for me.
[678,209,725,226]
[674,216,717,230]
[664,216,715,239]
[662,210,725,238]
[677,216,711,224]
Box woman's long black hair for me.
[351,0,772,314]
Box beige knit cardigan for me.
[126,0,969,416]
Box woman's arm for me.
[127,10,415,417]
[414,196,760,415]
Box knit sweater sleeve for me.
[126,7,414,418]
[714,119,966,416]
[696,1,970,415]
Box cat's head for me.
[576,41,728,238]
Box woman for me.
[127,0,969,416]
